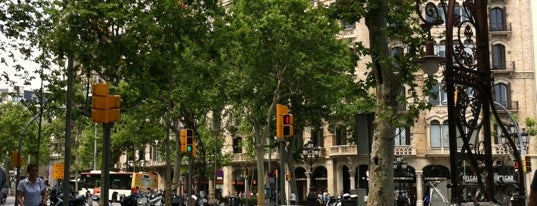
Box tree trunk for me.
[254,123,266,206]
[365,0,399,205]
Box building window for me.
[233,136,242,153]
[430,120,449,148]
[437,3,446,23]
[490,8,505,31]
[454,3,468,24]
[342,20,355,30]
[312,127,324,148]
[438,40,446,57]
[494,83,509,108]
[335,127,347,146]
[429,84,448,105]
[391,47,404,72]
[395,127,410,146]
[492,44,506,70]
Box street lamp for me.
[15,113,40,206]
[302,140,320,205]
[415,0,525,204]
[393,156,408,193]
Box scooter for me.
[148,193,163,206]
[49,188,87,206]
[0,188,7,204]
[137,194,149,206]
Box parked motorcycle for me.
[0,188,7,205]
[148,193,163,206]
[49,188,87,206]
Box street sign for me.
[53,163,64,179]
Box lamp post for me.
[393,156,408,194]
[15,114,39,206]
[416,0,525,204]
[302,140,320,205]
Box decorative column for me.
[349,171,356,190]
[415,171,424,206]
[306,171,312,195]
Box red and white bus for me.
[79,170,158,201]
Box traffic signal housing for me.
[524,156,532,173]
[282,114,293,137]
[180,129,194,154]
[91,83,121,123]
[276,104,288,138]
[276,104,294,138]
[11,151,24,168]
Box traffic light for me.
[282,114,293,137]
[180,129,194,154]
[91,83,121,123]
[276,104,288,138]
[524,156,532,173]
[11,151,24,168]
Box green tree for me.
[224,0,356,204]
[330,0,432,205]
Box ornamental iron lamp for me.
[393,156,409,194]
[303,140,321,205]
[415,0,525,204]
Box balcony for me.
[394,145,416,156]
[231,152,281,162]
[329,145,357,156]
[489,23,511,38]
[491,61,515,73]
[493,101,519,112]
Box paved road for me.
[2,195,122,206]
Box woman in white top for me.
[17,164,47,206]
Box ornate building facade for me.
[114,0,537,205]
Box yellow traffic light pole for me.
[91,83,121,206]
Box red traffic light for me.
[283,114,291,124]
[514,161,519,169]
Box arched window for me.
[395,127,410,146]
[492,44,506,70]
[430,120,449,149]
[490,8,505,31]
[494,83,509,108]
[391,47,404,72]
[233,136,242,153]
[429,83,448,106]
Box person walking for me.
[290,192,296,205]
[17,164,47,206]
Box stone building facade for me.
[115,1,537,205]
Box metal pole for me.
[493,102,526,155]
[268,138,272,206]
[102,122,113,206]
[93,123,97,171]
[14,114,39,206]
[188,152,193,206]
[279,140,285,206]
[36,75,44,166]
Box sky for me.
[1,34,48,90]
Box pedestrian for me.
[423,193,430,206]
[0,167,6,204]
[529,170,537,206]
[16,164,47,206]
[290,192,296,205]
